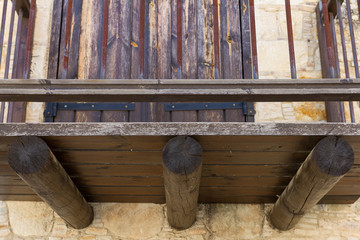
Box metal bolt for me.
[125,105,128,109]
[205,105,208,108]
[64,105,67,108]
[172,105,175,109]
[233,104,236,107]
[92,105,95,108]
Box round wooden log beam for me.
[270,136,354,230]
[162,136,203,230]
[8,137,93,229]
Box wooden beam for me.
[7,137,93,229]
[1,122,360,137]
[162,136,203,230]
[269,136,354,230]
[0,78,360,102]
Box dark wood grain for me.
[163,136,203,229]
[8,137,93,229]
[270,136,354,230]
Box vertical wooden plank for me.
[197,0,223,122]
[61,0,73,79]
[7,9,23,123]
[170,0,178,79]
[9,15,28,122]
[155,0,171,122]
[220,0,244,122]
[4,0,17,79]
[47,0,63,79]
[56,0,83,122]
[249,0,258,79]
[144,0,158,122]
[23,0,36,79]
[102,0,131,122]
[171,0,198,122]
[240,0,252,79]
[76,0,102,122]
[54,0,74,122]
[0,0,8,67]
[129,0,145,122]
[67,0,82,79]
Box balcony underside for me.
[0,122,359,204]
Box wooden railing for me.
[0,0,35,123]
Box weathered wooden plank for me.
[1,123,360,137]
[8,13,28,122]
[153,0,171,122]
[101,0,131,122]
[197,0,223,122]
[220,0,244,121]
[47,0,63,79]
[2,78,360,102]
[52,1,81,125]
[170,0,198,122]
[76,0,102,122]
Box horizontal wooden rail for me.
[0,123,360,136]
[0,78,359,102]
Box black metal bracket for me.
[44,102,135,122]
[243,102,256,122]
[164,103,243,112]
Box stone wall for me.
[1,0,360,239]
[0,200,360,239]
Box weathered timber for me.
[7,137,93,229]
[0,78,360,102]
[162,136,203,230]
[269,136,354,230]
[1,122,360,136]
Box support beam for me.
[162,136,203,230]
[269,136,353,230]
[8,136,93,229]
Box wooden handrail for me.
[0,78,359,102]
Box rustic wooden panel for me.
[76,0,102,122]
[101,0,131,122]
[220,0,244,122]
[170,0,198,122]
[197,0,224,122]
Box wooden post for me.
[270,136,353,230]
[8,137,93,229]
[162,136,203,230]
